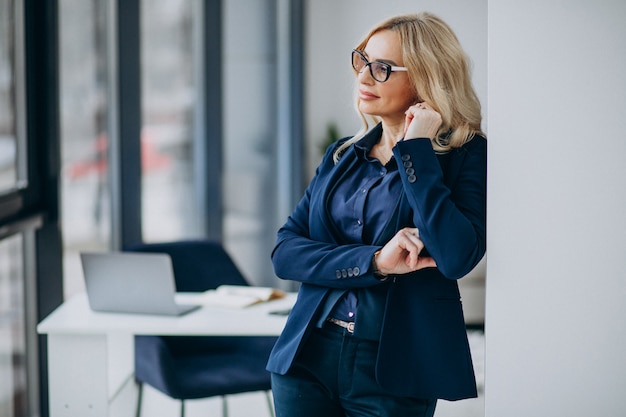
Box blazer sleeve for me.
[271,142,383,289]
[393,135,487,279]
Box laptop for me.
[80,251,201,316]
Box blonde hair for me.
[334,12,484,162]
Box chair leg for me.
[135,382,143,417]
[180,400,185,417]
[221,395,228,417]
[265,391,275,417]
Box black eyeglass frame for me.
[351,49,408,83]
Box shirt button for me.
[357,219,362,226]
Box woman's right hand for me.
[404,102,442,140]
[374,227,436,276]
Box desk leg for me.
[47,333,135,417]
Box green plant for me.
[319,122,340,156]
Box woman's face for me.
[356,30,416,124]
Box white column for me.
[486,1,626,416]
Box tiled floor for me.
[139,330,485,417]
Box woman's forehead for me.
[363,30,403,62]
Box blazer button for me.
[336,270,342,279]
[403,161,413,168]
[408,174,417,183]
[406,167,415,175]
[347,268,354,277]
[401,154,411,161]
[353,267,360,276]
[341,269,348,278]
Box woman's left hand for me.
[403,102,442,140]
[374,227,437,276]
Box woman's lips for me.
[359,90,378,100]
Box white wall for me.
[485,1,626,416]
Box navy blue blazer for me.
[267,124,487,400]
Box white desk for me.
[37,293,295,417]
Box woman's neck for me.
[380,120,405,149]
[370,121,404,164]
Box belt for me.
[326,317,355,334]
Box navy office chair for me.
[124,240,277,417]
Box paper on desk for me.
[196,285,287,308]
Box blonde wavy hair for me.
[334,12,484,162]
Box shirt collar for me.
[353,123,398,168]
[354,123,383,159]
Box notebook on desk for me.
[80,252,201,316]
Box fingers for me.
[376,227,435,275]
[416,256,437,270]
[398,228,437,271]
[403,103,431,135]
[405,102,431,115]
[403,112,414,136]
[400,227,421,247]
[398,227,424,269]
[404,102,442,140]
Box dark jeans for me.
[271,323,437,417]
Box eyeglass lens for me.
[352,50,391,82]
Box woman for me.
[268,12,486,417]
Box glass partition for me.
[0,0,17,194]
[140,0,200,242]
[59,0,111,297]
[222,0,279,286]
[0,234,26,417]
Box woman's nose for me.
[357,65,375,84]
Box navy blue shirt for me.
[327,139,403,322]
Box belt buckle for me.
[346,321,355,334]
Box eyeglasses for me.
[351,49,408,83]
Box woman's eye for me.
[372,63,389,79]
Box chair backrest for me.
[124,240,249,292]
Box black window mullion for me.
[22,1,63,416]
[276,0,305,225]
[201,0,223,241]
[112,0,142,248]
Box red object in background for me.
[67,132,171,180]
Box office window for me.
[0,0,17,193]
[140,0,200,242]
[222,0,279,285]
[0,234,26,417]
[59,0,111,297]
